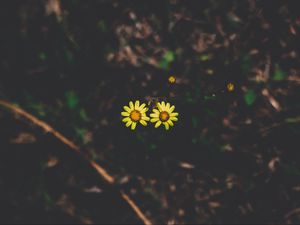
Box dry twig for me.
[0,99,152,225]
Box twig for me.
[0,99,152,225]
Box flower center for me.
[130,110,141,122]
[159,111,170,122]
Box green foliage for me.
[74,127,88,142]
[38,52,47,61]
[273,64,286,81]
[97,20,107,32]
[244,89,256,106]
[192,116,200,128]
[65,91,79,109]
[65,50,74,64]
[79,108,90,122]
[199,53,213,61]
[282,163,300,176]
[159,50,175,70]
[241,55,252,74]
[285,117,300,124]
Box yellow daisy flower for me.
[121,100,150,130]
[150,101,179,130]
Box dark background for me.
[0,0,300,224]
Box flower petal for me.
[150,117,159,122]
[142,116,150,121]
[123,106,131,113]
[131,122,137,130]
[164,122,170,130]
[140,107,148,113]
[153,109,160,114]
[126,120,132,127]
[129,101,134,110]
[168,120,174,126]
[122,117,130,123]
[135,100,140,109]
[170,112,178,117]
[121,112,130,116]
[161,101,165,109]
[169,105,175,112]
[139,103,146,110]
[166,102,170,110]
[150,113,159,118]
[155,121,162,128]
[170,117,178,121]
[140,120,147,126]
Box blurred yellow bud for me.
[168,76,176,84]
[227,82,235,92]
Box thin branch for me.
[0,99,152,225]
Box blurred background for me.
[0,0,300,224]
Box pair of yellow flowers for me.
[121,100,179,130]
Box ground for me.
[0,0,300,224]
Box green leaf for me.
[164,51,175,62]
[192,117,199,128]
[159,59,169,70]
[241,55,252,74]
[97,20,107,32]
[75,127,87,141]
[273,64,286,81]
[38,52,47,61]
[79,108,90,122]
[285,117,300,124]
[65,91,79,109]
[149,144,157,150]
[159,51,175,70]
[244,89,256,106]
[199,53,213,61]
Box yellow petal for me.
[150,113,159,118]
[122,117,130,123]
[121,112,130,116]
[131,122,137,130]
[170,112,178,117]
[150,117,159,123]
[166,102,170,110]
[135,100,140,109]
[168,120,174,126]
[129,101,134,110]
[153,109,160,114]
[170,117,178,121]
[126,120,132,127]
[140,120,147,126]
[139,103,146,110]
[155,121,161,128]
[164,122,170,130]
[123,106,131,113]
[169,105,175,112]
[161,101,165,109]
[142,116,150,121]
[157,102,165,111]
[141,107,148,113]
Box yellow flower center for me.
[159,111,170,122]
[130,110,141,122]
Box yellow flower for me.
[227,82,234,92]
[168,76,176,84]
[121,101,150,130]
[150,101,179,130]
